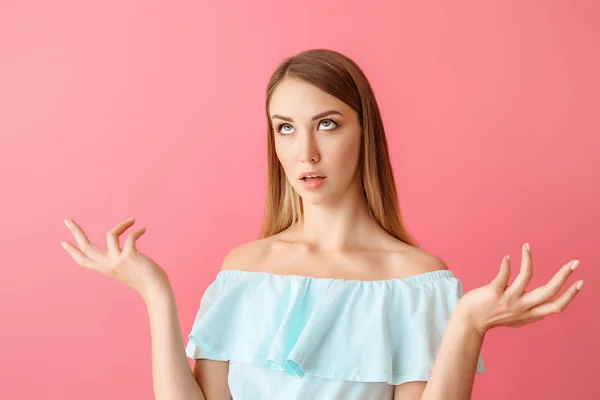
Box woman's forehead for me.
[269,80,348,120]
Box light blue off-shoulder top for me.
[185,269,485,400]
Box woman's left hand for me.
[456,242,583,337]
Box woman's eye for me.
[319,119,337,130]
[275,119,338,135]
[277,123,294,134]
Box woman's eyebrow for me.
[270,110,343,123]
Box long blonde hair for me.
[258,48,419,248]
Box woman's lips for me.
[300,177,326,190]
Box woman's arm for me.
[60,217,208,399]
[143,282,206,400]
[419,304,484,400]
[392,304,482,400]
[399,245,583,400]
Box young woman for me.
[61,48,583,400]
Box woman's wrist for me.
[139,275,173,306]
[454,299,488,339]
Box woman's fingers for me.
[533,279,583,316]
[505,243,533,298]
[106,217,136,254]
[61,240,101,272]
[520,259,580,309]
[491,254,512,292]
[124,226,147,252]
[513,279,583,320]
[64,218,105,260]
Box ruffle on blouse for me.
[185,269,485,385]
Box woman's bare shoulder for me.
[219,236,275,272]
[385,242,450,279]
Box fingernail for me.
[525,242,530,251]
[506,254,510,261]
[61,241,67,249]
[576,280,584,290]
[571,260,580,271]
[64,219,71,228]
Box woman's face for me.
[269,78,362,205]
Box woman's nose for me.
[298,132,320,163]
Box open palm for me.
[458,243,583,336]
[61,217,168,297]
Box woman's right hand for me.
[61,217,169,299]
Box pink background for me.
[1,1,598,399]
